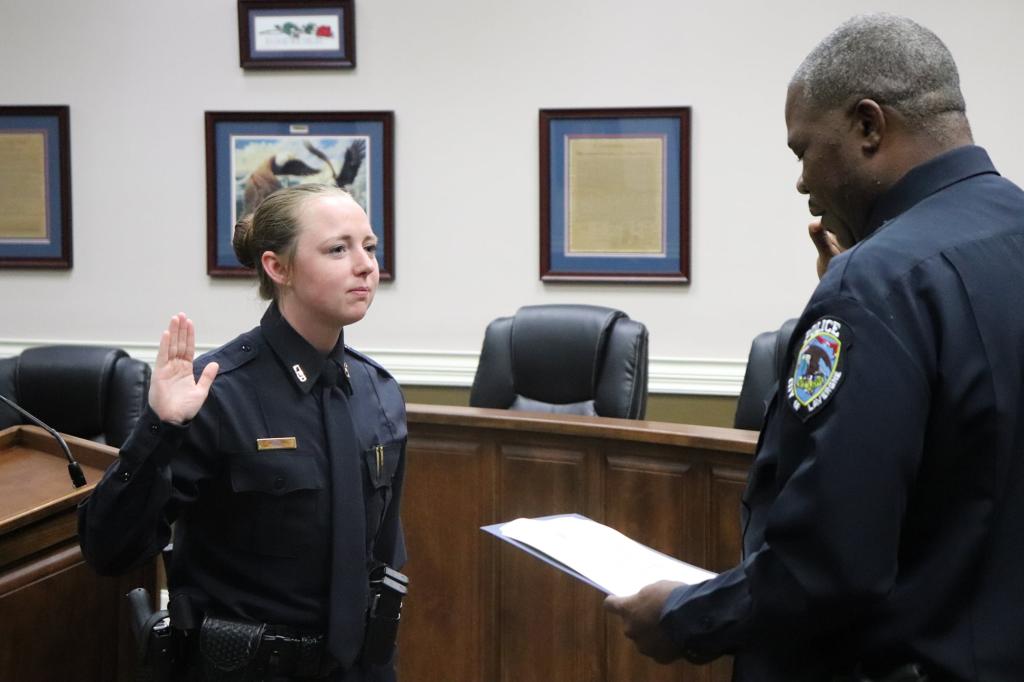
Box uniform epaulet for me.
[194,331,260,378]
[344,346,394,379]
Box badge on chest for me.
[256,436,298,451]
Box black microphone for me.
[0,393,86,488]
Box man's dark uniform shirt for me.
[78,303,407,680]
[661,146,1024,681]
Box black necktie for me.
[320,360,367,667]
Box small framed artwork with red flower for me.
[237,0,355,69]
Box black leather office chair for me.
[733,319,799,430]
[0,345,151,447]
[469,304,649,419]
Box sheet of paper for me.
[488,514,716,597]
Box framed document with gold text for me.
[0,106,71,269]
[540,107,690,283]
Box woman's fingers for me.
[196,362,219,395]
[185,314,197,359]
[167,314,181,361]
[163,312,197,363]
[155,329,170,368]
[175,312,189,360]
[156,313,199,377]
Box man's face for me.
[785,85,874,248]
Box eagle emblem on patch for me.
[786,317,848,420]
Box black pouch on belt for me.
[361,565,409,665]
[199,615,266,680]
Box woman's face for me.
[281,194,379,331]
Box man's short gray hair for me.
[791,14,966,127]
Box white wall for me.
[2,1,1022,393]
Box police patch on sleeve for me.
[786,317,849,421]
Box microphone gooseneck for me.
[0,393,87,488]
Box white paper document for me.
[483,514,716,597]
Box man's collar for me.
[260,302,345,394]
[865,145,998,237]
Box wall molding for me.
[0,339,746,396]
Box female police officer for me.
[79,184,407,681]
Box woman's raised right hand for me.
[148,313,219,425]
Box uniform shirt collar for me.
[260,302,346,394]
[864,145,999,238]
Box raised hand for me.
[809,218,843,280]
[148,313,219,425]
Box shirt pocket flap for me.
[229,453,324,496]
[363,441,402,489]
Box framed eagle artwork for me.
[205,110,394,279]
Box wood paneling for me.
[499,442,594,682]
[402,435,492,682]
[398,406,757,682]
[605,451,709,682]
[709,466,750,573]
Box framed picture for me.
[539,107,691,283]
[0,106,71,269]
[205,110,394,279]
[237,0,355,69]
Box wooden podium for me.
[0,425,156,682]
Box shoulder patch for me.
[786,317,850,421]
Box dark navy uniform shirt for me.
[661,146,1024,681]
[79,303,406,641]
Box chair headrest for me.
[510,304,625,404]
[733,318,800,430]
[17,345,127,437]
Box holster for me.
[361,564,408,666]
[199,615,266,681]
[126,588,176,682]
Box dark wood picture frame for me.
[205,110,394,279]
[539,107,691,283]
[0,106,72,269]
[237,0,356,70]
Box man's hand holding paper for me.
[604,581,685,664]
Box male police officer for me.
[606,14,1024,681]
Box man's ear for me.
[261,250,290,287]
[853,98,885,155]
